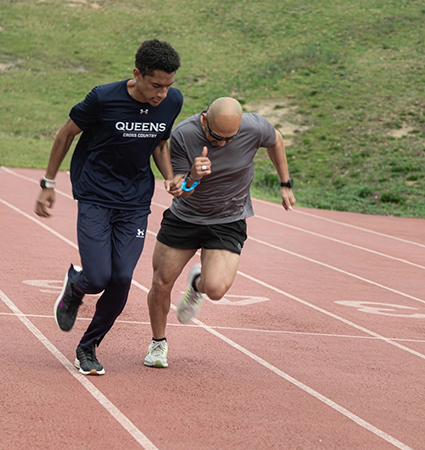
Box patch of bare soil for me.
[64,0,100,8]
[0,63,17,72]
[244,100,308,147]
[385,123,414,138]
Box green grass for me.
[1,0,424,217]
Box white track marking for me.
[0,296,414,450]
[335,301,425,318]
[190,316,414,450]
[3,166,423,265]
[3,312,425,344]
[204,294,269,306]
[0,198,78,249]
[204,325,425,343]
[249,235,425,305]
[0,175,421,448]
[255,214,425,270]
[151,199,425,273]
[22,279,270,306]
[1,166,74,200]
[253,197,425,249]
[2,197,425,360]
[0,200,157,295]
[0,289,158,450]
[236,269,425,361]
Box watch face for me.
[40,179,55,189]
[281,179,293,188]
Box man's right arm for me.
[35,118,82,217]
[168,146,211,197]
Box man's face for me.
[133,68,175,106]
[200,112,241,147]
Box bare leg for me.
[198,249,240,300]
[147,241,196,339]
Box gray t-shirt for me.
[169,112,276,225]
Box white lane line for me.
[255,214,425,270]
[0,300,414,450]
[3,312,425,344]
[151,199,425,273]
[0,195,419,449]
[0,181,425,450]
[151,199,425,304]
[208,325,425,343]
[0,199,78,249]
[1,166,74,199]
[253,197,425,249]
[2,197,425,360]
[249,235,425,306]
[3,166,422,267]
[191,317,414,450]
[0,289,158,450]
[236,269,425,361]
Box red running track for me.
[1,166,425,450]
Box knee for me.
[151,272,174,296]
[148,275,174,312]
[204,284,227,301]
[111,271,132,288]
[79,270,111,294]
[88,279,110,293]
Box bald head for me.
[207,97,243,122]
[204,97,242,141]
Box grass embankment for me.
[1,0,424,217]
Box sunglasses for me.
[203,111,240,142]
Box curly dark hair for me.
[135,39,181,76]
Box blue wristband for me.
[180,174,200,191]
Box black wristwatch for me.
[40,178,56,189]
[280,178,293,188]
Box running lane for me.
[1,166,424,450]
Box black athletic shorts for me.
[157,209,247,255]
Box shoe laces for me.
[63,283,83,309]
[150,340,167,356]
[184,286,203,307]
[65,299,82,314]
[81,345,99,364]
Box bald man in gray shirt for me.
[144,97,295,368]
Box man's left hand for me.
[281,188,296,211]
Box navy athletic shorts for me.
[157,209,247,255]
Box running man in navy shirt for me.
[35,39,183,375]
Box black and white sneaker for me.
[54,264,84,332]
[74,344,105,375]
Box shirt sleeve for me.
[251,113,276,148]
[170,129,192,174]
[69,86,102,131]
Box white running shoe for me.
[176,264,205,323]
[144,340,168,368]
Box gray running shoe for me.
[144,339,168,368]
[54,264,84,332]
[176,264,205,323]
[74,344,105,375]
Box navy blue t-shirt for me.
[69,80,183,211]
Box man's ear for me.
[133,68,142,79]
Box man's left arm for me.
[266,130,296,211]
